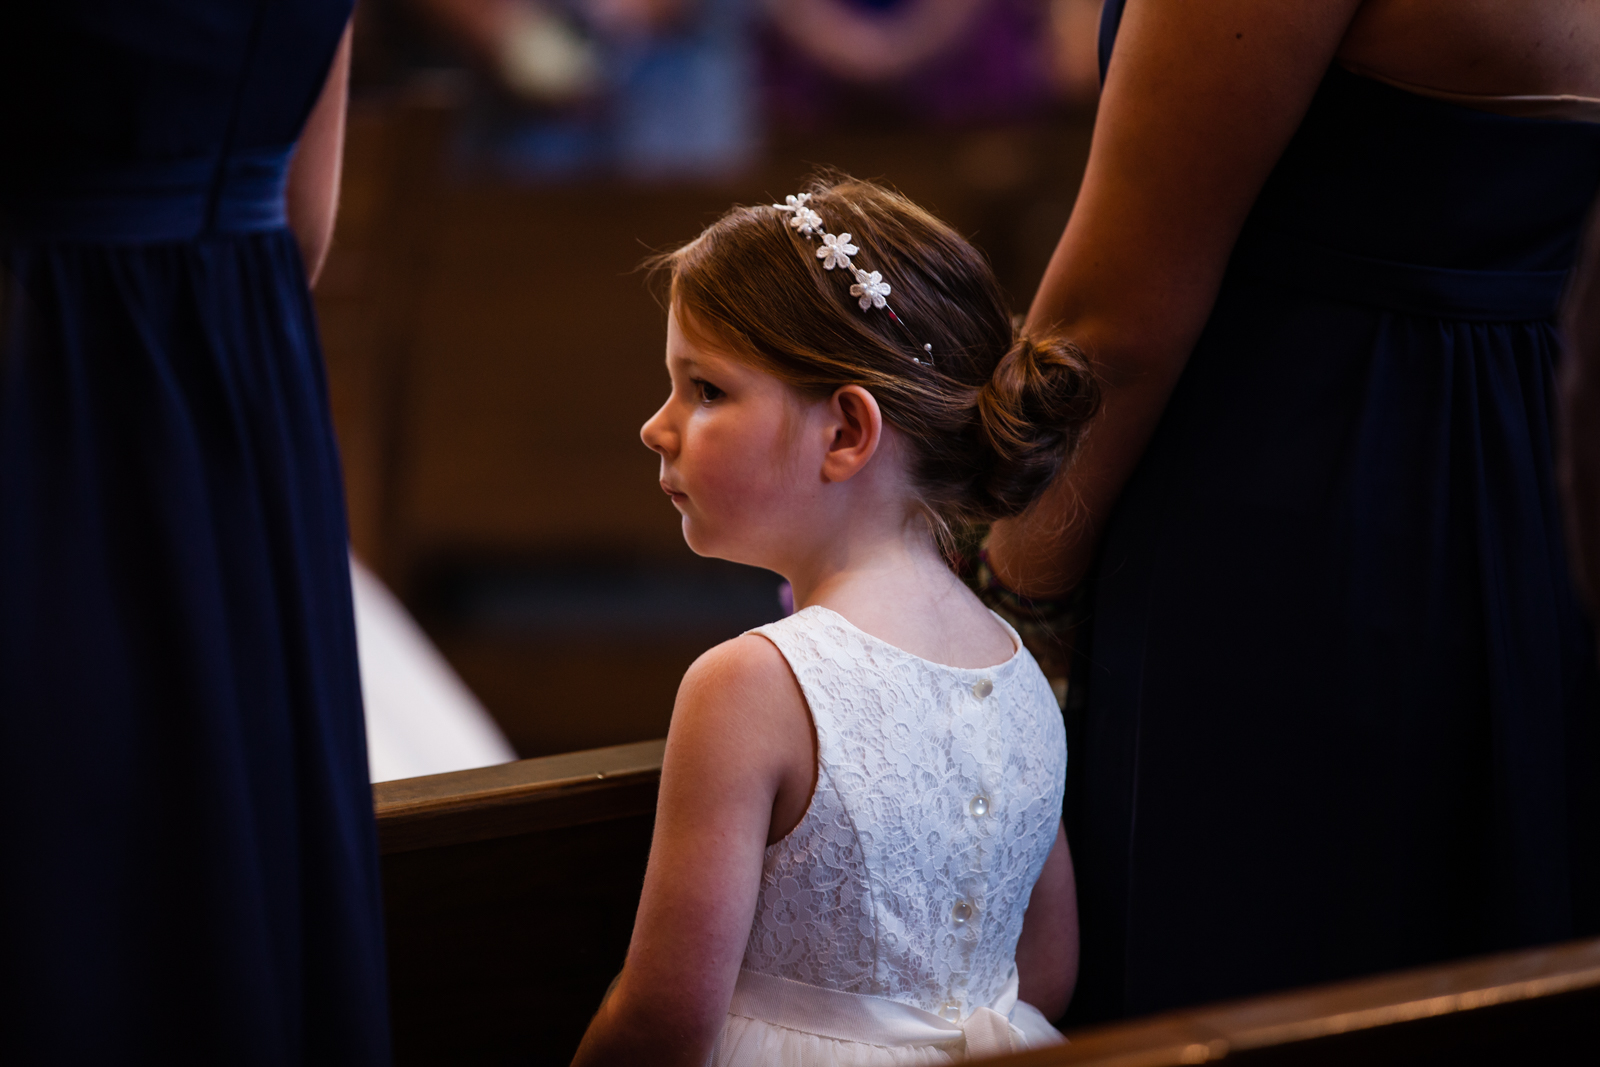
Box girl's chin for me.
[680,519,718,558]
[681,522,769,570]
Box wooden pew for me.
[377,740,664,1065]
[377,747,1600,1065]
[1000,937,1600,1066]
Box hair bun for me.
[973,333,1100,520]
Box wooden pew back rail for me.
[376,745,1600,1066]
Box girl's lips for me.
[660,481,687,501]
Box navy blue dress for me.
[1066,1,1600,1023]
[0,4,389,1062]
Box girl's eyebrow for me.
[674,352,725,374]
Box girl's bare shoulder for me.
[679,633,796,703]
[663,634,815,830]
[671,634,809,746]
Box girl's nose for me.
[640,401,675,457]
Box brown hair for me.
[652,175,1098,536]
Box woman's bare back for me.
[1340,0,1600,99]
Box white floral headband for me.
[771,193,934,365]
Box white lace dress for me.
[710,606,1068,1067]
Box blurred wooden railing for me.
[376,746,1600,1066]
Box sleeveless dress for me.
[711,606,1067,1065]
[1065,0,1600,1025]
[0,4,389,1063]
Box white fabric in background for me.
[350,557,516,783]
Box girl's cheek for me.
[692,400,795,497]
[695,448,761,504]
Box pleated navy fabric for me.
[0,3,389,1062]
[1066,0,1600,1024]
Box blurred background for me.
[324,0,1103,774]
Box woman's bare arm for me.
[1013,821,1078,1021]
[286,20,352,288]
[571,635,815,1067]
[987,0,1364,597]
[1339,0,1600,100]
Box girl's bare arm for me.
[570,635,815,1067]
[987,0,1364,597]
[1013,821,1078,1020]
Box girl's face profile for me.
[641,306,823,568]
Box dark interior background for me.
[318,0,1099,758]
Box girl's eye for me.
[693,379,725,403]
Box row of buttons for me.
[943,896,977,1021]
[970,677,993,823]
[961,663,992,916]
[944,890,978,1022]
[969,677,993,926]
[943,677,997,1020]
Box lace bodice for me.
[741,606,1066,1019]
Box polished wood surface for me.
[375,737,665,853]
[378,741,665,1065]
[990,938,1600,1065]
[378,746,1599,1065]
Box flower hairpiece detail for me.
[770,190,933,365]
[851,270,890,310]
[817,232,858,271]
[776,193,823,236]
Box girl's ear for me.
[820,385,883,484]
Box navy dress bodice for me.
[0,3,389,1063]
[1068,0,1600,1023]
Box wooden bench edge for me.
[995,936,1600,1066]
[373,738,667,854]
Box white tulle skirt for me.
[709,970,1064,1067]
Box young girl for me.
[571,178,1097,1066]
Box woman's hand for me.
[987,0,1364,597]
[570,634,815,1067]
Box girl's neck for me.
[782,517,1016,670]
[788,521,949,614]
